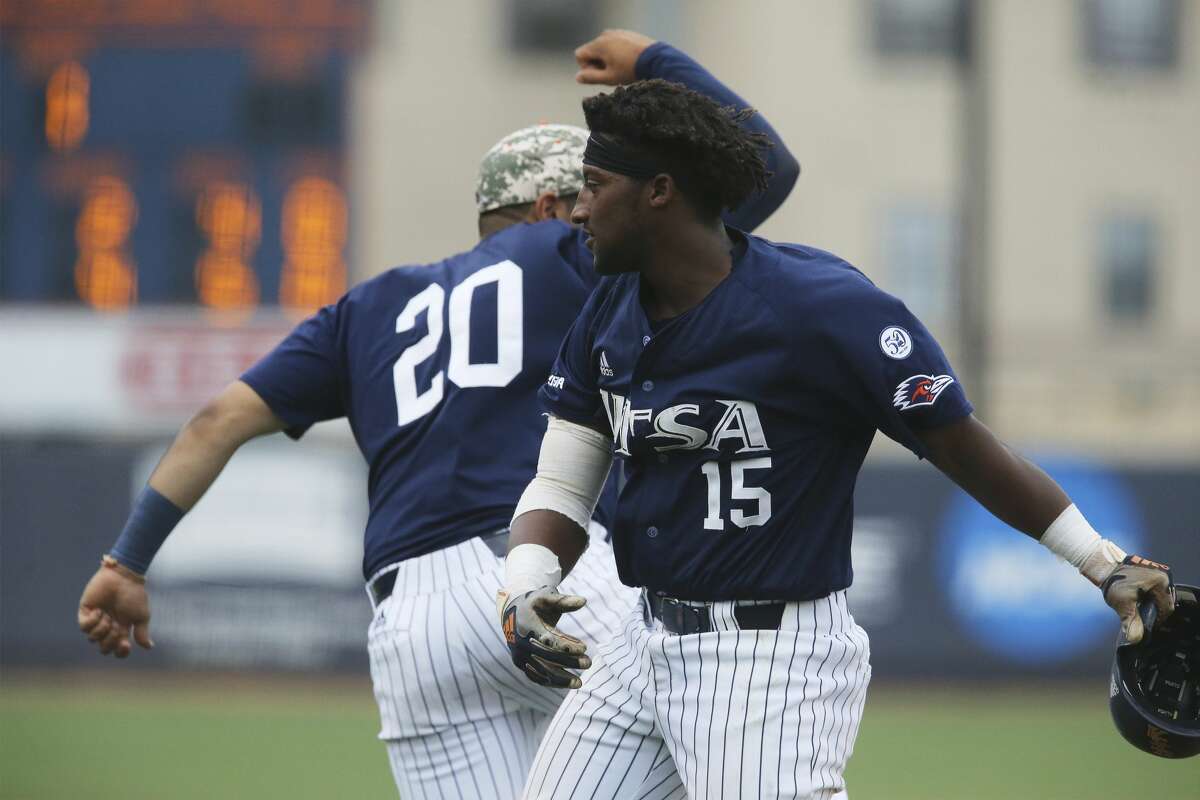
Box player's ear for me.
[646,174,674,209]
[531,192,563,222]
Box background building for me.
[354,0,1200,460]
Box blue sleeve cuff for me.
[110,486,186,574]
[634,41,681,80]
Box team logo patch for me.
[599,351,614,377]
[893,374,955,410]
[879,326,913,359]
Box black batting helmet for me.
[1109,583,1200,759]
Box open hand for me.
[498,587,590,688]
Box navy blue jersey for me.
[244,222,600,577]
[240,43,798,579]
[540,231,973,601]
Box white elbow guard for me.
[512,416,613,534]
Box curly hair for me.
[581,79,771,218]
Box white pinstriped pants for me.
[523,590,871,800]
[366,524,641,800]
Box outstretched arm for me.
[576,30,800,232]
[917,415,1070,537]
[917,415,1175,642]
[77,381,284,658]
[141,381,285,511]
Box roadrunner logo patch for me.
[893,374,955,411]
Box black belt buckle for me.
[649,591,786,635]
[369,569,398,607]
[733,603,786,631]
[655,595,711,635]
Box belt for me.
[368,528,509,607]
[646,592,787,635]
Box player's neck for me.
[640,221,732,321]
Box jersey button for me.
[657,453,668,464]
[646,526,659,538]
[641,380,654,392]
[642,335,651,346]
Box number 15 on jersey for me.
[700,457,773,532]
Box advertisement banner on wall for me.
[2,435,1197,678]
[0,310,292,435]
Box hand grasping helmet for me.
[1108,582,1200,759]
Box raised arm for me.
[917,415,1175,643]
[576,30,799,232]
[77,381,284,657]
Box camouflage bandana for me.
[475,124,589,214]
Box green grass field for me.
[1,671,1195,799]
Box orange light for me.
[195,182,262,316]
[76,176,137,250]
[282,177,347,251]
[280,258,347,313]
[196,182,262,257]
[46,61,90,153]
[279,176,348,314]
[76,251,136,310]
[195,252,260,310]
[75,176,138,310]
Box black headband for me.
[582,133,664,179]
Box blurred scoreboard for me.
[0,0,369,316]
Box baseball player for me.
[498,80,1177,799]
[75,31,799,800]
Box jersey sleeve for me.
[240,302,347,439]
[821,282,973,458]
[538,285,608,428]
[635,42,799,232]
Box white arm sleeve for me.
[511,415,614,533]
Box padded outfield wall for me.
[1,310,1197,677]
[4,437,1196,678]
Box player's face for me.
[572,166,651,276]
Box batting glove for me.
[1100,555,1176,644]
[498,587,591,689]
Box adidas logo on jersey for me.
[599,351,615,377]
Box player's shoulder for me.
[741,234,870,291]
[341,229,541,303]
[480,219,598,287]
[339,221,591,313]
[342,257,449,306]
[740,233,898,312]
[483,217,576,249]
[480,219,581,264]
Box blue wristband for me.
[109,486,185,574]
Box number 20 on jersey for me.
[392,261,523,426]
